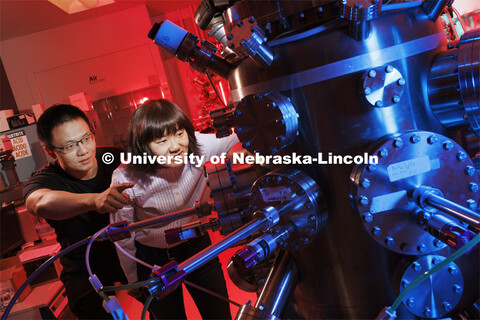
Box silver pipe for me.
[425,193,480,230]
[255,250,298,318]
[128,203,210,232]
[180,195,306,274]
[179,216,269,274]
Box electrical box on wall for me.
[69,92,93,112]
[31,104,45,121]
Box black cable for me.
[184,280,242,307]
[206,71,227,107]
[141,295,155,320]
[1,237,92,320]
[98,278,160,293]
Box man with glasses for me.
[24,104,131,319]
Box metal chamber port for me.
[227,6,477,320]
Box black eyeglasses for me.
[50,132,95,154]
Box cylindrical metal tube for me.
[128,205,206,232]
[423,213,459,240]
[204,53,234,79]
[179,216,269,274]
[425,193,480,230]
[180,195,305,274]
[421,212,475,249]
[255,250,298,318]
[235,304,266,320]
[233,224,293,271]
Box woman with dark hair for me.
[111,99,237,319]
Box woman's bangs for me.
[146,111,184,142]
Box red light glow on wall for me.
[138,97,149,105]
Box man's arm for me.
[26,183,134,220]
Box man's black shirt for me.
[23,146,126,281]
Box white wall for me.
[454,0,480,15]
[0,5,170,112]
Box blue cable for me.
[85,227,108,277]
[1,237,91,320]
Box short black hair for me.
[37,104,91,147]
[127,99,199,173]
